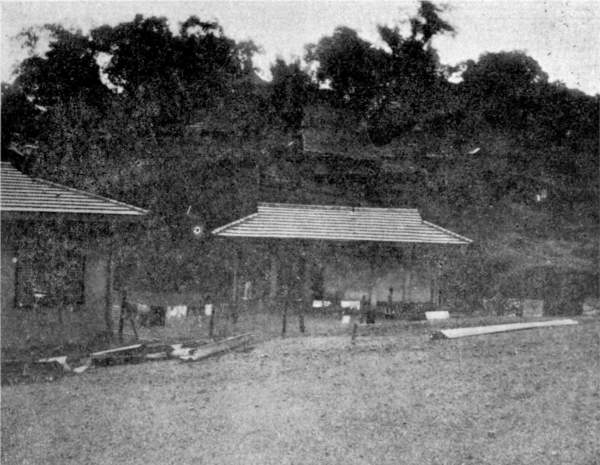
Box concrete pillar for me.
[84,248,110,335]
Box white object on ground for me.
[341,315,351,324]
[341,300,361,310]
[425,311,450,320]
[433,319,578,339]
[72,359,91,374]
[170,345,194,357]
[167,305,187,319]
[136,303,151,314]
[204,304,213,316]
[312,300,332,308]
[38,356,71,372]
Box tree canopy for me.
[1,3,597,299]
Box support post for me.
[105,238,114,338]
[404,245,413,303]
[300,253,310,334]
[209,304,215,339]
[281,299,287,337]
[269,248,279,306]
[231,246,239,323]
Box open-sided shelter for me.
[213,202,471,314]
[1,162,148,350]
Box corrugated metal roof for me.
[213,203,472,245]
[0,162,148,217]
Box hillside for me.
[1,11,598,311]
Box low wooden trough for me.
[432,319,578,340]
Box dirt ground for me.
[2,318,599,465]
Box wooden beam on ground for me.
[91,344,144,357]
[91,343,146,367]
[432,319,578,340]
[179,334,253,362]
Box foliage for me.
[269,58,316,130]
[1,4,598,304]
[91,15,258,124]
[15,25,108,107]
[305,26,386,111]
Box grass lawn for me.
[2,318,599,465]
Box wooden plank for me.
[91,344,143,357]
[432,319,578,340]
[179,334,253,362]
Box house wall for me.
[1,226,111,351]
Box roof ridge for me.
[258,202,419,212]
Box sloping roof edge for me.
[422,220,473,244]
[32,177,149,216]
[1,162,149,217]
[212,212,259,235]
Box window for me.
[15,245,85,310]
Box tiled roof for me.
[0,162,148,218]
[212,203,472,245]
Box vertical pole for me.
[269,247,279,306]
[405,245,413,303]
[281,299,287,337]
[231,246,239,323]
[232,247,239,304]
[300,251,310,334]
[429,255,436,306]
[105,237,114,338]
[209,304,215,339]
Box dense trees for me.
[1,2,597,298]
[270,58,316,130]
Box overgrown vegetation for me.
[2,2,598,307]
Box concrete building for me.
[1,162,147,350]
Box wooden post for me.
[429,255,437,307]
[118,289,138,342]
[209,304,215,339]
[105,238,114,338]
[405,246,413,303]
[281,299,287,337]
[232,250,239,304]
[299,251,311,333]
[269,248,279,305]
[231,247,239,323]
